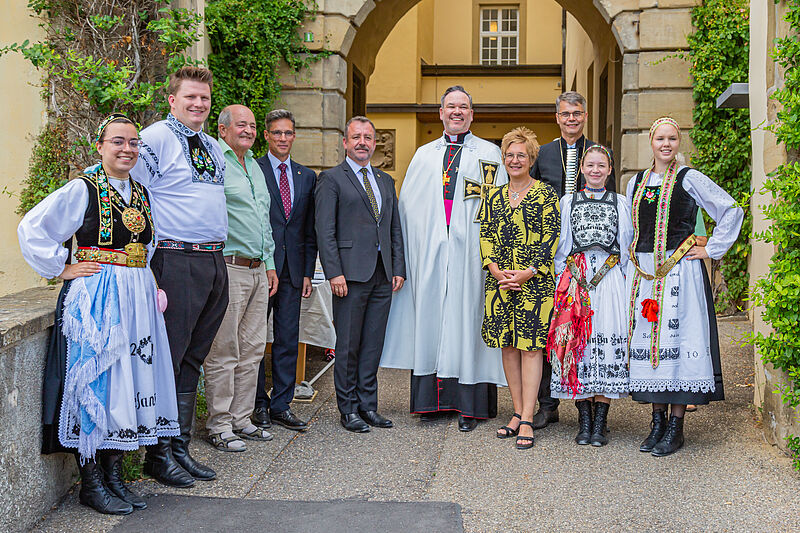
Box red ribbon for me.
[641,298,659,322]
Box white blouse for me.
[624,166,744,260]
[18,177,142,279]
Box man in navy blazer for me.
[253,109,317,431]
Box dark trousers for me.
[538,357,559,412]
[150,248,229,393]
[333,256,392,415]
[255,266,302,413]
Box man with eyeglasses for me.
[529,90,616,430]
[381,86,508,432]
[252,109,317,432]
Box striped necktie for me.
[360,167,379,220]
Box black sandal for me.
[496,413,522,439]
[516,421,535,450]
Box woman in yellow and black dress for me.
[480,127,560,449]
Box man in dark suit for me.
[252,109,317,431]
[315,116,406,433]
[530,91,616,430]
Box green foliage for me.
[121,449,145,482]
[17,124,78,215]
[751,0,800,472]
[205,0,322,155]
[0,0,202,213]
[687,0,752,313]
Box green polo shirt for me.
[219,138,275,270]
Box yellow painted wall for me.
[370,113,422,190]
[367,4,420,104]
[0,6,47,296]
[420,76,561,104]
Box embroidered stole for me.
[627,160,679,369]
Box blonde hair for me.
[168,66,214,95]
[501,127,540,161]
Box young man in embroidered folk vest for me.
[131,66,228,486]
[528,91,616,430]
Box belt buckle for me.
[125,243,147,268]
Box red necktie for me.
[278,162,291,219]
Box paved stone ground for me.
[33,319,800,532]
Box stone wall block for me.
[657,0,700,7]
[638,51,691,88]
[276,90,325,128]
[639,0,658,8]
[637,90,694,127]
[326,14,358,56]
[623,53,639,91]
[278,55,347,94]
[621,93,639,130]
[612,12,640,52]
[595,0,640,20]
[293,129,324,168]
[322,129,345,167]
[322,91,347,129]
[319,0,373,20]
[639,9,692,50]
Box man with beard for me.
[381,86,508,432]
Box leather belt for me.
[224,255,263,269]
[157,240,224,252]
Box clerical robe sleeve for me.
[17,179,89,279]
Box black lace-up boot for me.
[575,400,593,445]
[651,415,685,457]
[639,409,667,452]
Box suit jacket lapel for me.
[263,158,287,218]
[343,162,378,218]
[286,161,303,221]
[376,170,390,222]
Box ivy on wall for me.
[751,0,800,472]
[686,0,752,314]
[0,0,202,214]
[205,0,323,155]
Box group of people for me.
[17,64,743,517]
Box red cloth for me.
[546,254,593,397]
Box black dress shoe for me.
[419,412,439,422]
[532,408,559,430]
[359,410,393,428]
[458,414,478,432]
[340,413,370,433]
[271,409,308,431]
[252,406,272,429]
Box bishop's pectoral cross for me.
[442,172,450,187]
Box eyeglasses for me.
[504,153,530,161]
[558,111,585,119]
[269,130,295,138]
[102,137,141,150]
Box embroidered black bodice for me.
[634,167,697,253]
[569,190,620,255]
[75,175,153,249]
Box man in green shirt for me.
[204,104,278,451]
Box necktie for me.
[278,162,291,219]
[565,146,578,194]
[360,167,379,220]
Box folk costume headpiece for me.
[95,113,135,144]
[579,144,613,168]
[648,116,681,142]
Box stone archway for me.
[278,0,696,184]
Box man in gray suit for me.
[315,116,406,433]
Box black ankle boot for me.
[143,437,195,488]
[639,409,667,452]
[651,415,685,457]
[172,391,216,481]
[77,457,133,515]
[100,452,147,509]
[590,402,610,447]
[575,401,593,445]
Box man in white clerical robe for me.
[381,86,507,432]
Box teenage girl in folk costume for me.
[18,114,179,515]
[626,117,743,457]
[547,145,633,447]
